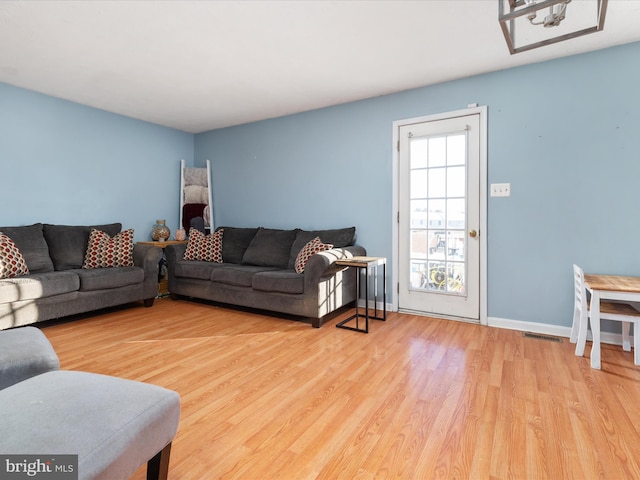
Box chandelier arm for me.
[499,0,561,22]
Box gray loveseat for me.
[166,226,366,327]
[0,223,163,330]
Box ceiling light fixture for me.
[499,0,608,54]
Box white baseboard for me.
[488,316,626,346]
[381,309,627,347]
[357,299,390,314]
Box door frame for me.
[391,105,488,325]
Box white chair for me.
[572,264,640,364]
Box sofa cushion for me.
[44,223,122,270]
[0,224,54,273]
[0,271,80,303]
[288,227,356,268]
[252,270,304,294]
[174,260,218,280]
[218,227,258,264]
[83,229,134,269]
[210,265,278,287]
[242,228,298,268]
[184,228,223,263]
[0,233,30,279]
[74,266,144,292]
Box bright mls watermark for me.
[0,455,77,479]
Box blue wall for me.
[0,82,194,240]
[2,41,638,330]
[195,41,640,329]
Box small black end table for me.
[335,256,386,333]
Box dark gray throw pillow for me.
[217,227,258,264]
[43,223,122,270]
[242,228,298,269]
[0,223,54,273]
[288,227,356,268]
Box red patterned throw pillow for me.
[82,228,134,269]
[183,228,223,263]
[294,236,333,274]
[0,232,30,279]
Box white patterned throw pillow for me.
[0,232,30,279]
[82,228,134,269]
[183,228,223,263]
[294,236,333,274]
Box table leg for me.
[336,265,369,333]
[336,260,385,333]
[364,265,369,333]
[373,264,378,319]
[382,262,386,320]
[622,322,631,351]
[355,266,361,331]
[590,291,601,369]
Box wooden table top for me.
[584,273,640,294]
[137,240,187,248]
[335,256,386,267]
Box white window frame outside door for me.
[391,106,488,326]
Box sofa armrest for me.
[303,245,366,286]
[133,244,163,302]
[165,243,188,295]
[165,244,187,271]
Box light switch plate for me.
[491,183,511,197]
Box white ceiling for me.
[1,0,639,133]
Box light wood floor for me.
[40,298,640,480]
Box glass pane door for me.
[398,112,480,321]
[409,132,467,295]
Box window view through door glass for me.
[409,133,466,294]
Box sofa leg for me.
[311,317,322,328]
[144,298,155,307]
[147,443,172,480]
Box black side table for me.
[335,256,386,333]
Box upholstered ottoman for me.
[0,370,180,480]
[0,326,60,390]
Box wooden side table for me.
[335,256,386,333]
[137,240,188,248]
[137,241,187,296]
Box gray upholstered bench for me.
[0,327,180,480]
[0,370,180,480]
[0,326,60,390]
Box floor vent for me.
[522,332,563,343]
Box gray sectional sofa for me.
[166,226,366,327]
[0,223,163,330]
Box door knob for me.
[469,229,477,238]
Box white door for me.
[398,113,481,321]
